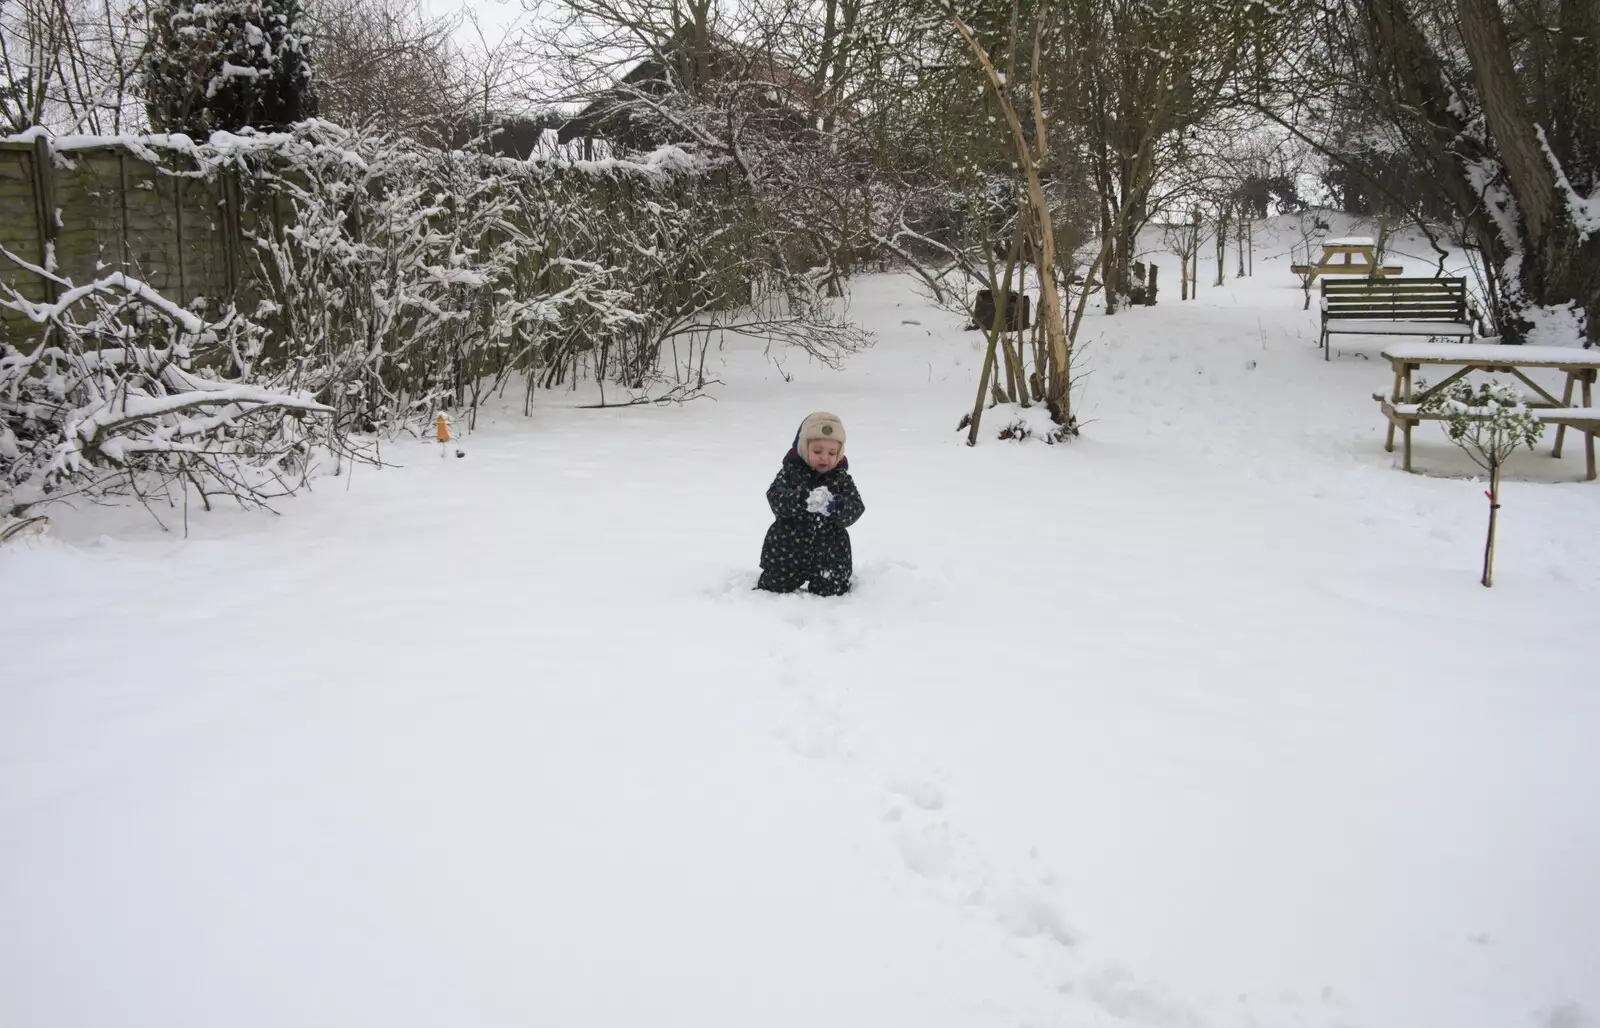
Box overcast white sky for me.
[421,0,535,47]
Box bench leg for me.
[1403,420,1413,472]
[1553,371,1575,458]
[1582,375,1596,479]
[1385,366,1402,452]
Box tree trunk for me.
[966,230,1023,445]
[814,0,839,99]
[1214,210,1228,287]
[1360,0,1599,344]
[1190,218,1202,297]
[1458,0,1600,346]
[1482,461,1500,587]
[967,327,1000,447]
[1458,0,1557,247]
[1099,188,1120,315]
[1001,326,1023,403]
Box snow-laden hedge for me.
[1,121,865,518]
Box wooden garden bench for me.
[1319,277,1474,361]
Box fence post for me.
[118,150,132,274]
[221,168,241,299]
[31,135,57,301]
[175,176,186,304]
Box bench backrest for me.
[1321,277,1467,322]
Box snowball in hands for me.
[806,486,834,514]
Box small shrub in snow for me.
[958,403,1077,445]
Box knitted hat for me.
[795,411,846,453]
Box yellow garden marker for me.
[435,413,465,459]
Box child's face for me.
[805,439,842,473]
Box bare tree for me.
[1046,0,1284,313]
[1,0,149,133]
[948,1,1091,435]
[305,0,466,142]
[1163,208,1203,301]
[521,0,889,349]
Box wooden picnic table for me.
[1292,236,1402,283]
[1375,342,1600,479]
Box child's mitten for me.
[806,486,834,514]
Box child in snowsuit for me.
[758,411,866,596]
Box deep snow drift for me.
[3,225,1597,1028]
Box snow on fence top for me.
[1383,342,1600,364]
[1323,236,1377,247]
[0,122,720,183]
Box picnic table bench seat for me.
[1376,399,1600,422]
[1292,262,1405,277]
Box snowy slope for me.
[2,236,1597,1028]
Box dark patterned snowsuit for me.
[757,448,866,596]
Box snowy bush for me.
[228,123,864,417]
[144,0,319,136]
[0,257,334,520]
[1420,380,1544,461]
[957,402,1077,445]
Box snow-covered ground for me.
[4,220,1597,1028]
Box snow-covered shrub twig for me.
[0,253,335,520]
[225,122,867,418]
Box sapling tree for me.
[1420,379,1544,588]
[1293,209,1326,311]
[1163,208,1203,301]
